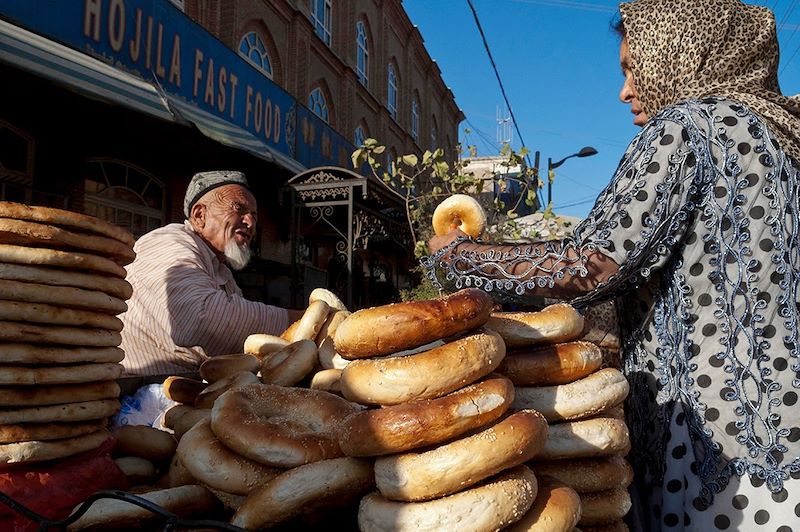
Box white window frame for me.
[310,0,332,46]
[238,31,273,79]
[356,21,369,86]
[387,63,397,120]
[308,87,329,123]
[83,158,165,239]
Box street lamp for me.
[547,146,598,208]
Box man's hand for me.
[427,228,468,255]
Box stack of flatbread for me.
[0,202,135,465]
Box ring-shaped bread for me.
[210,383,362,467]
[193,370,259,409]
[176,418,281,495]
[309,287,348,312]
[162,376,206,405]
[511,367,629,422]
[315,309,350,347]
[506,475,582,532]
[113,425,176,462]
[578,487,632,527]
[309,368,343,394]
[531,455,634,494]
[291,299,331,342]
[334,288,493,359]
[338,375,514,457]
[358,465,538,532]
[259,339,317,386]
[537,416,630,460]
[375,409,548,501]
[432,194,487,238]
[498,341,602,386]
[486,304,584,348]
[231,457,374,530]
[243,334,290,360]
[340,327,505,405]
[199,353,259,383]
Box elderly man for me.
[120,170,302,377]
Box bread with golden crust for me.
[162,376,206,405]
[340,328,505,406]
[374,410,548,501]
[486,304,584,348]
[498,341,602,386]
[358,465,538,532]
[506,475,582,532]
[531,455,634,494]
[199,353,259,383]
[231,457,374,530]
[511,368,629,422]
[211,383,362,467]
[578,487,632,527]
[334,288,494,359]
[176,418,281,495]
[66,485,218,530]
[432,194,487,238]
[338,375,514,457]
[537,417,630,460]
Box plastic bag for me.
[111,383,178,431]
[0,438,128,531]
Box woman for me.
[425,0,800,528]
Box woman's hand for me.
[428,228,468,255]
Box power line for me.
[465,0,532,163]
[777,0,800,34]
[780,40,800,75]
[464,118,500,156]
[554,171,603,192]
[552,195,600,210]
[506,0,616,13]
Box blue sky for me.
[404,0,800,218]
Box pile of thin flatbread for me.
[0,202,134,464]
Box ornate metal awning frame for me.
[285,166,411,308]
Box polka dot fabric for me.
[632,406,800,530]
[576,97,800,529]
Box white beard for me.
[224,238,251,271]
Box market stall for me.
[0,199,631,531]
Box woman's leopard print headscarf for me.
[619,0,800,159]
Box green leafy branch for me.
[352,138,539,258]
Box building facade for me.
[0,0,462,308]
[185,0,462,171]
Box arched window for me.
[411,98,419,142]
[308,87,329,123]
[430,116,438,150]
[82,158,165,239]
[238,31,273,79]
[354,125,366,147]
[387,63,398,120]
[356,21,369,86]
[310,0,332,46]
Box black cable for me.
[465,1,532,166]
[465,0,547,209]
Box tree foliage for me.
[352,138,541,301]
[352,138,539,260]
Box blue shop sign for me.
[0,0,354,169]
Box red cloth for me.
[0,438,128,531]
